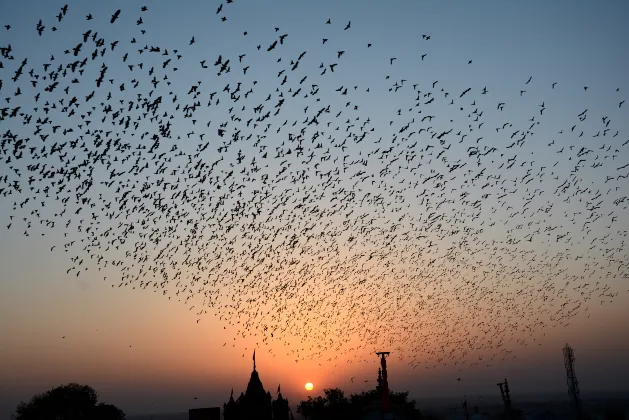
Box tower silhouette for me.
[563,343,581,419]
[376,351,391,419]
[496,378,512,413]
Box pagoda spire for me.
[253,349,256,371]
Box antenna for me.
[503,378,512,409]
[563,343,581,418]
[496,379,512,412]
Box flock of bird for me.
[1,2,628,371]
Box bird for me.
[110,9,121,23]
[0,1,626,377]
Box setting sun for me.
[305,382,314,391]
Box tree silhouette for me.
[297,387,422,420]
[11,383,126,420]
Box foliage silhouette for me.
[297,387,422,420]
[11,382,126,420]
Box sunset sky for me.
[1,0,629,418]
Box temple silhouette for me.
[223,350,290,420]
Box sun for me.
[305,382,314,391]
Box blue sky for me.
[1,0,629,417]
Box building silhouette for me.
[223,351,290,420]
[189,407,220,420]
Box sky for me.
[1,0,629,418]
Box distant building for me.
[189,406,221,420]
[223,351,290,420]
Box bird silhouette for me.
[0,2,626,374]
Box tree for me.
[297,395,327,420]
[296,389,349,420]
[298,387,422,420]
[92,403,126,420]
[11,383,126,420]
